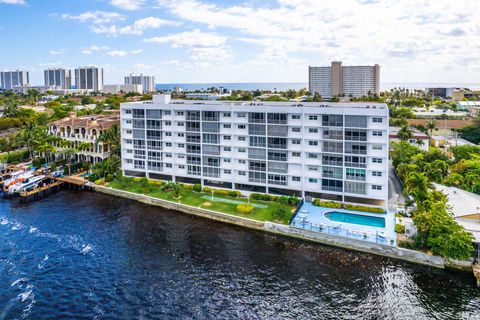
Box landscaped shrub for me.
[287,195,300,206]
[213,189,230,197]
[202,187,213,194]
[105,174,114,182]
[277,196,289,205]
[236,203,255,215]
[344,204,385,214]
[0,150,29,164]
[95,178,105,185]
[249,193,263,200]
[312,199,342,208]
[261,194,272,201]
[395,223,405,234]
[228,190,241,198]
[32,157,45,168]
[272,206,291,224]
[193,183,202,192]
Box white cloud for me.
[106,49,143,56]
[49,49,66,55]
[81,45,109,55]
[145,28,231,61]
[61,10,124,24]
[155,0,480,82]
[110,0,144,11]
[92,17,178,36]
[0,0,26,4]
[144,28,226,47]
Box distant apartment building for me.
[103,84,143,95]
[75,66,104,92]
[13,85,60,94]
[0,70,30,90]
[49,112,120,164]
[44,68,72,89]
[309,61,380,98]
[120,95,389,207]
[124,74,155,93]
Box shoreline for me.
[92,184,475,274]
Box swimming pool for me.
[324,211,385,228]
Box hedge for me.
[312,199,386,214]
[202,187,241,198]
[236,203,255,215]
[249,193,300,205]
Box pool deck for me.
[291,202,397,246]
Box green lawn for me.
[108,180,295,224]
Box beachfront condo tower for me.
[119,95,389,208]
[75,66,104,92]
[44,68,72,89]
[309,61,380,98]
[124,74,155,93]
[0,70,30,90]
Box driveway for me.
[388,161,406,206]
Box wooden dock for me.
[19,181,63,202]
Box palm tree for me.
[415,139,425,148]
[405,172,429,201]
[36,142,56,165]
[426,119,437,137]
[170,182,183,199]
[96,124,120,156]
[397,125,413,141]
[60,147,78,175]
[16,121,43,159]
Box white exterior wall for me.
[124,74,155,93]
[120,96,389,207]
[342,66,378,97]
[309,66,332,98]
[0,70,29,90]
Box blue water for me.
[0,191,479,319]
[156,82,480,92]
[325,211,386,228]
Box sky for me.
[0,0,479,85]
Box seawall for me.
[93,185,471,271]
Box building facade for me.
[120,95,389,207]
[49,112,120,164]
[75,66,104,92]
[309,61,380,98]
[103,84,143,94]
[44,68,72,89]
[124,74,155,93]
[0,70,29,90]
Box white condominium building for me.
[44,68,72,89]
[0,70,29,90]
[120,95,389,207]
[124,74,155,93]
[75,66,104,92]
[309,61,380,98]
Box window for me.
[165,121,171,126]
[309,178,318,183]
[178,133,184,137]
[223,135,231,140]
[126,130,132,134]
[308,166,318,171]
[309,141,318,146]
[238,159,246,164]
[165,132,172,136]
[309,115,318,121]
[292,127,301,132]
[176,111,184,116]
[238,136,246,141]
[178,154,185,159]
[237,113,246,118]
[166,142,172,147]
[372,171,382,177]
[238,148,246,153]
[239,171,246,175]
[223,158,231,163]
[164,110,171,115]
[223,124,231,128]
[125,109,132,114]
[309,128,318,133]
[372,185,382,190]
[223,112,231,117]
[126,119,132,124]
[177,122,184,126]
[179,165,185,169]
[373,158,383,163]
[373,117,383,123]
[126,149,132,154]
[292,114,301,120]
[308,153,318,159]
[126,139,132,144]
[292,152,301,157]
[292,176,301,182]
[238,124,246,129]
[373,131,383,136]
[224,169,231,174]
[224,147,231,151]
[178,143,185,148]
[165,153,172,158]
[166,163,172,168]
[292,139,301,145]
[372,145,383,150]
[125,159,132,163]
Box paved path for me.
[388,162,406,206]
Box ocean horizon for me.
[156,82,480,92]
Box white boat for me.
[3,171,34,188]
[8,175,45,194]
